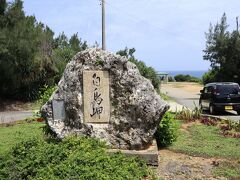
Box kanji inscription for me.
[83,71,110,123]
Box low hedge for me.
[0,136,149,179]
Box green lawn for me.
[170,123,240,159]
[169,122,240,178]
[0,122,44,154]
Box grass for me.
[169,121,240,178]
[1,118,239,179]
[170,123,240,159]
[0,122,44,154]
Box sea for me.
[164,71,207,78]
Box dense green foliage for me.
[202,70,217,84]
[0,135,149,180]
[0,0,87,100]
[155,112,179,147]
[38,85,57,106]
[117,47,160,92]
[174,74,201,83]
[0,122,44,154]
[203,13,240,84]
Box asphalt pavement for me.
[0,111,33,124]
[161,83,240,123]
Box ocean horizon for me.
[162,70,208,78]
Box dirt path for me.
[157,149,228,180]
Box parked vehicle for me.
[199,82,240,115]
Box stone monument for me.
[41,48,169,150]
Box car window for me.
[204,86,214,93]
[217,85,240,94]
[203,87,208,93]
[207,86,214,93]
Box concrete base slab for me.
[108,140,159,166]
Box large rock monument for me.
[41,48,169,150]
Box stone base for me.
[108,140,159,166]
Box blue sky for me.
[22,0,240,71]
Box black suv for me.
[199,82,240,115]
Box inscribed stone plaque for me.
[83,71,110,123]
[52,100,66,120]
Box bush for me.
[38,85,57,106]
[174,74,201,83]
[0,136,149,179]
[155,112,179,147]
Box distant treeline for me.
[173,74,201,83]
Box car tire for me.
[209,104,215,115]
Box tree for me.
[53,32,69,49]
[69,33,80,52]
[52,32,88,83]
[0,0,88,100]
[203,13,240,84]
[0,0,6,15]
[0,0,57,100]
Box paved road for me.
[161,83,240,123]
[161,85,200,110]
[0,111,33,124]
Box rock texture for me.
[41,48,169,150]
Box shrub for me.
[0,136,149,179]
[155,112,179,147]
[38,85,57,106]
